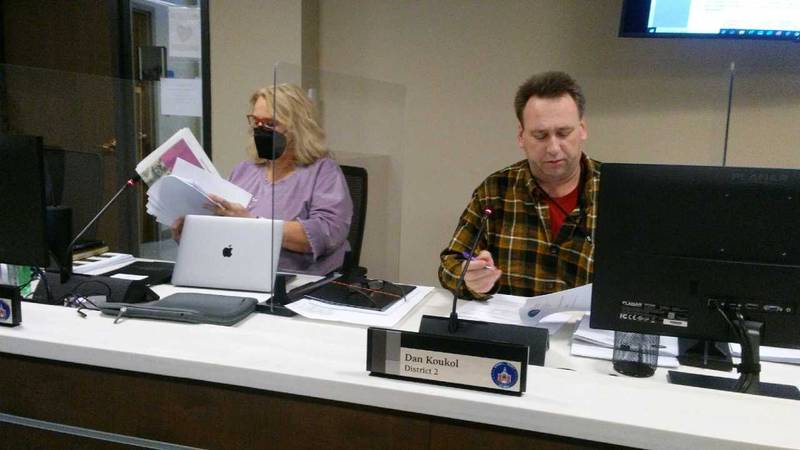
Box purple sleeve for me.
[298,159,353,261]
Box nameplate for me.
[367,328,527,396]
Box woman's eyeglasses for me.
[246,114,279,129]
[331,279,407,310]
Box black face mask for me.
[254,127,287,160]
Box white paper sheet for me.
[160,78,202,117]
[458,294,527,325]
[172,158,251,207]
[519,283,593,325]
[169,7,201,58]
[570,340,680,368]
[136,128,217,186]
[287,286,433,327]
[572,314,679,356]
[147,175,215,226]
[73,253,136,275]
[730,343,800,364]
[457,291,586,335]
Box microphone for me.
[34,173,157,306]
[418,207,549,366]
[448,208,492,332]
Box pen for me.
[461,251,495,270]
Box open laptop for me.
[172,215,284,292]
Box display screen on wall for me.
[620,0,800,41]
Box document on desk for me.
[286,286,433,327]
[570,314,679,367]
[730,343,800,364]
[456,284,592,335]
[73,252,135,275]
[519,283,592,325]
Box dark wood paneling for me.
[0,352,620,449]
[0,0,135,252]
[1,0,113,75]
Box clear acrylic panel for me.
[0,63,140,255]
[134,0,206,260]
[0,59,209,263]
[725,61,800,169]
[574,60,733,166]
[274,62,407,281]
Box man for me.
[438,71,600,299]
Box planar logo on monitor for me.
[222,245,233,258]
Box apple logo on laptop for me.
[222,245,233,258]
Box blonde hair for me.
[246,84,328,165]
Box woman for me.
[173,84,353,275]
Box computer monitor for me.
[0,135,50,267]
[591,163,800,399]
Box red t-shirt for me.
[547,185,579,238]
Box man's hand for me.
[206,194,253,218]
[462,250,502,294]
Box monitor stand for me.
[669,319,800,400]
[677,338,733,372]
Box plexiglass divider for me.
[574,62,733,167]
[0,62,210,263]
[723,62,800,169]
[274,62,406,282]
[1,63,139,256]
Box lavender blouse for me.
[228,157,353,275]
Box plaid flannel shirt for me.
[438,155,601,300]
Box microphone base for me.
[255,274,297,317]
[32,272,159,305]
[419,315,549,366]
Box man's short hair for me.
[514,71,586,122]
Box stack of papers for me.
[287,286,434,327]
[730,343,800,365]
[73,252,136,275]
[457,284,593,335]
[136,129,252,226]
[571,314,680,368]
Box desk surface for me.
[1,283,798,450]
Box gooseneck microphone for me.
[419,206,548,366]
[60,173,142,282]
[448,208,492,332]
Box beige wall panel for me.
[210,0,303,177]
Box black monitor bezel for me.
[0,135,50,267]
[590,163,800,349]
[619,0,800,42]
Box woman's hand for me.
[171,217,185,242]
[206,194,253,218]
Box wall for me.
[317,0,800,286]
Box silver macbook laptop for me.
[172,215,284,292]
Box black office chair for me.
[340,165,368,280]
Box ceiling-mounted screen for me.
[620,0,800,41]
